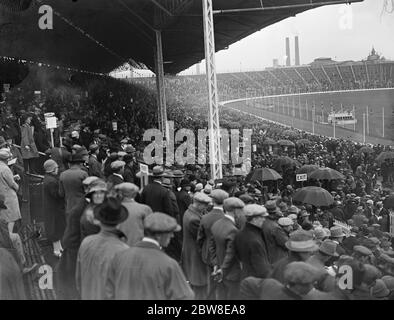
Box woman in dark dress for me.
[43,159,66,256]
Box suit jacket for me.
[88,155,103,178]
[210,216,241,281]
[59,166,88,214]
[123,164,135,183]
[140,181,172,215]
[234,222,271,279]
[181,205,208,286]
[107,174,124,189]
[262,216,287,265]
[197,208,224,266]
[106,241,194,300]
[176,189,192,221]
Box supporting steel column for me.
[155,30,167,136]
[202,0,222,180]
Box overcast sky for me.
[180,0,394,75]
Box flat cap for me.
[89,144,99,152]
[115,182,139,197]
[287,206,300,214]
[111,160,125,170]
[209,189,229,205]
[284,262,321,285]
[278,217,294,227]
[288,214,298,221]
[83,176,99,186]
[353,245,372,256]
[117,151,127,158]
[239,194,255,204]
[144,212,181,233]
[244,204,268,218]
[193,192,211,204]
[223,197,245,211]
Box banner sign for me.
[44,113,58,129]
[139,163,149,174]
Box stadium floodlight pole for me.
[202,0,222,180]
[353,105,356,131]
[154,30,167,139]
[298,90,301,119]
[312,103,315,135]
[366,105,369,135]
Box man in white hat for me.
[182,192,211,299]
[234,204,271,280]
[115,182,152,247]
[211,197,245,300]
[106,212,194,300]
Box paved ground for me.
[224,101,394,146]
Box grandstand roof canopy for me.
[0,0,363,75]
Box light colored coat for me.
[106,241,194,300]
[20,124,38,159]
[118,199,152,247]
[0,161,21,223]
[76,229,129,300]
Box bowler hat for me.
[319,239,339,257]
[152,166,164,176]
[265,200,278,213]
[209,189,229,205]
[94,197,128,226]
[89,144,99,153]
[144,212,181,233]
[162,178,172,188]
[285,230,319,252]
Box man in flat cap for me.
[140,166,173,216]
[270,229,319,284]
[210,197,245,300]
[115,182,153,247]
[59,147,89,216]
[88,144,103,178]
[106,212,194,300]
[107,160,125,189]
[262,200,287,265]
[197,189,229,298]
[182,192,211,299]
[76,198,129,300]
[234,204,271,280]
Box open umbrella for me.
[358,146,374,154]
[297,165,320,177]
[296,139,312,146]
[282,130,297,137]
[383,195,394,209]
[293,186,334,207]
[250,168,282,182]
[277,139,295,147]
[309,167,345,181]
[376,151,394,164]
[273,156,300,171]
[262,138,277,146]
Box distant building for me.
[364,47,386,62]
[310,57,337,66]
